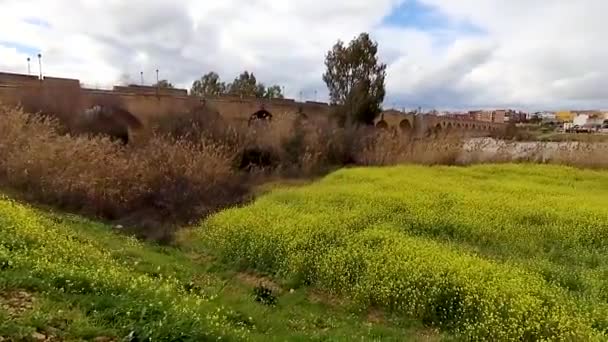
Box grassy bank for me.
[188,164,608,340]
[0,195,437,341]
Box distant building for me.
[505,110,528,123]
[539,111,556,120]
[573,114,589,126]
[469,110,492,122]
[556,111,575,122]
[468,110,506,123]
[492,110,506,123]
[572,111,604,129]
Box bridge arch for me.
[80,105,143,144]
[399,119,412,132]
[376,120,389,130]
[433,123,442,136]
[248,109,273,126]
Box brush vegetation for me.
[0,195,437,341]
[190,164,608,340]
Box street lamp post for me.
[140,71,144,85]
[27,57,31,75]
[37,53,42,80]
[156,69,159,85]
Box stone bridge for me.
[0,71,505,138]
[375,109,505,137]
[0,72,333,129]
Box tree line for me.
[159,32,386,125]
[190,71,284,99]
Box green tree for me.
[264,85,284,99]
[228,71,260,97]
[190,72,227,97]
[323,32,386,125]
[256,83,267,98]
[155,80,174,88]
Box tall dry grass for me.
[0,105,246,241]
[1,104,607,241]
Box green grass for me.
[0,195,436,341]
[190,164,608,340]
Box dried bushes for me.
[1,104,607,241]
[0,105,246,241]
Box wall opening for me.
[376,120,389,130]
[248,109,273,126]
[79,105,143,144]
[434,124,442,135]
[399,119,412,131]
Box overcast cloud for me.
[1,0,607,110]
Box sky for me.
[0,0,607,111]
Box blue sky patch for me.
[384,0,484,35]
[23,17,51,29]
[0,41,40,57]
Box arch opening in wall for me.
[399,119,412,132]
[248,109,273,126]
[376,120,389,130]
[433,123,442,136]
[296,106,308,120]
[79,105,143,145]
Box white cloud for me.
[0,0,607,109]
[407,0,608,109]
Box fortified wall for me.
[0,71,333,129]
[0,71,504,137]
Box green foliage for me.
[323,33,386,125]
[0,196,433,341]
[263,85,284,99]
[228,71,262,98]
[0,197,248,340]
[200,164,608,340]
[190,71,227,97]
[191,71,283,99]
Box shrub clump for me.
[0,105,246,240]
[198,164,608,340]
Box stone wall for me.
[0,71,331,128]
[0,71,504,137]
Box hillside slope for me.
[190,164,608,340]
[0,195,433,341]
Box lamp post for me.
[27,57,31,75]
[155,69,160,96]
[37,53,42,80]
[140,71,144,85]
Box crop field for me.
[196,164,608,340]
